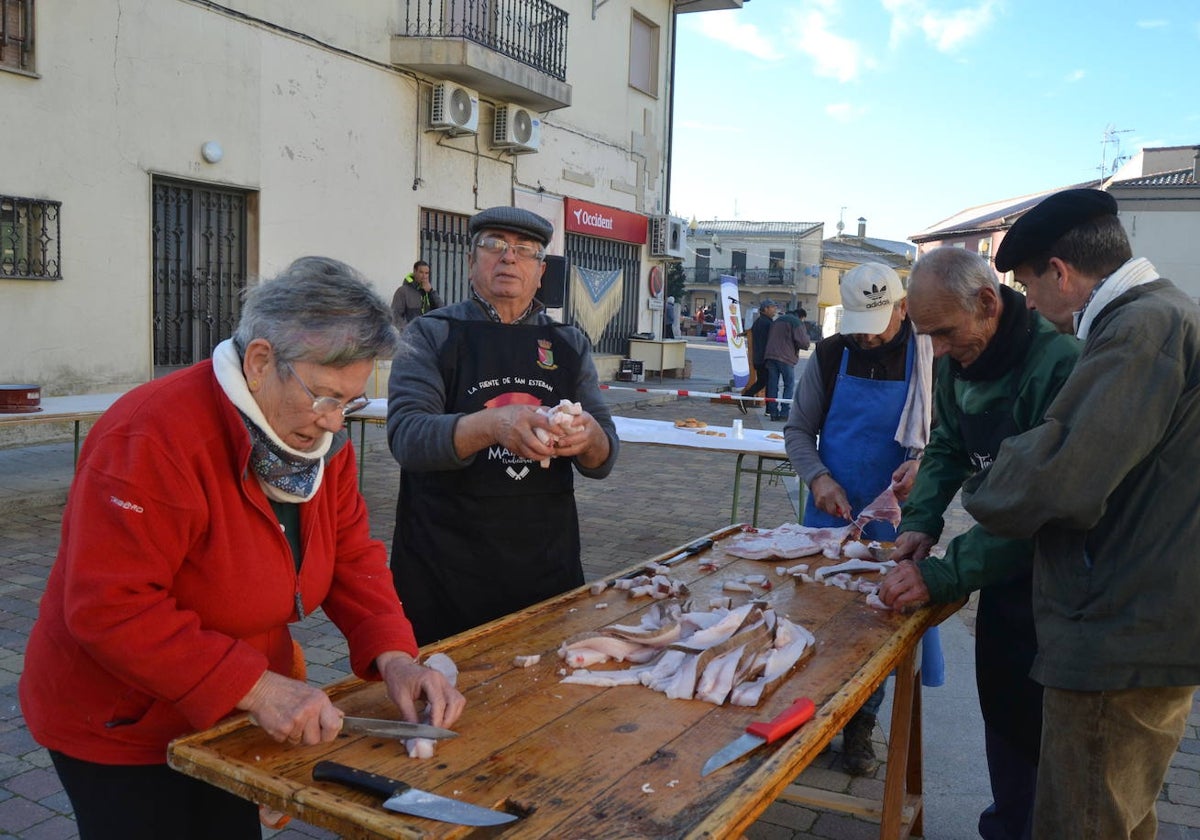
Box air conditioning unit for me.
[492,103,542,153]
[430,80,479,135]
[649,215,687,260]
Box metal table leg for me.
[730,453,746,523]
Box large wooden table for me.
[169,526,957,839]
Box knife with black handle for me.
[312,761,517,826]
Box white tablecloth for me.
[613,416,787,457]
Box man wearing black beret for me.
[386,205,618,644]
[964,188,1200,839]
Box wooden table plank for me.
[169,526,959,839]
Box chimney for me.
[857,217,867,238]
[1193,148,1199,184]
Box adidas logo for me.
[862,283,889,310]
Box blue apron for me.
[803,339,912,540]
[802,336,944,686]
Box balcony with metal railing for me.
[391,0,572,112]
[682,267,800,287]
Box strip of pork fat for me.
[723,523,856,561]
[729,618,817,706]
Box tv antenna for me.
[836,206,847,237]
[1099,124,1134,178]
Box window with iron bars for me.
[1,194,61,280]
[1,0,34,73]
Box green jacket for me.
[900,309,1080,603]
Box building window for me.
[1,0,34,73]
[628,12,659,96]
[1,194,60,280]
[769,249,785,281]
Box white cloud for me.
[786,9,874,82]
[882,0,999,52]
[1066,69,1086,82]
[826,102,867,122]
[692,11,784,61]
[1136,19,1168,28]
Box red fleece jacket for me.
[19,362,418,764]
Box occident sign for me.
[563,197,648,245]
[573,208,614,230]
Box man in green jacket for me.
[879,246,1079,840]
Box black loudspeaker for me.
[540,255,566,308]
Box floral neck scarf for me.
[212,339,330,503]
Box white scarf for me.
[1075,258,1160,341]
[212,339,331,503]
[894,333,933,453]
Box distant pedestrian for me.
[738,298,778,415]
[391,259,443,332]
[763,307,809,421]
[664,295,679,339]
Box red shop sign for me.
[563,198,647,245]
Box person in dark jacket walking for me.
[763,306,809,420]
[738,299,778,414]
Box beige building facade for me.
[1,0,742,395]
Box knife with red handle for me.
[701,697,817,776]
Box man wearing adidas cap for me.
[784,261,927,774]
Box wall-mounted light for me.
[201,141,224,164]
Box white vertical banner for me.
[720,275,750,388]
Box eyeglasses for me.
[283,363,370,417]
[476,235,546,263]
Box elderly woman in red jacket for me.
[19,257,463,840]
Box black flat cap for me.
[469,206,553,246]
[994,188,1118,272]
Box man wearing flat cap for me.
[386,205,618,644]
[963,188,1200,840]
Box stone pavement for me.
[0,339,1197,838]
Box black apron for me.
[392,320,585,645]
[960,399,1043,765]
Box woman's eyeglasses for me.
[476,235,546,262]
[283,363,370,417]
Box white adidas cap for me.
[838,263,904,336]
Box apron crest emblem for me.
[536,339,558,371]
[506,465,531,481]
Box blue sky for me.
[668,0,1200,243]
